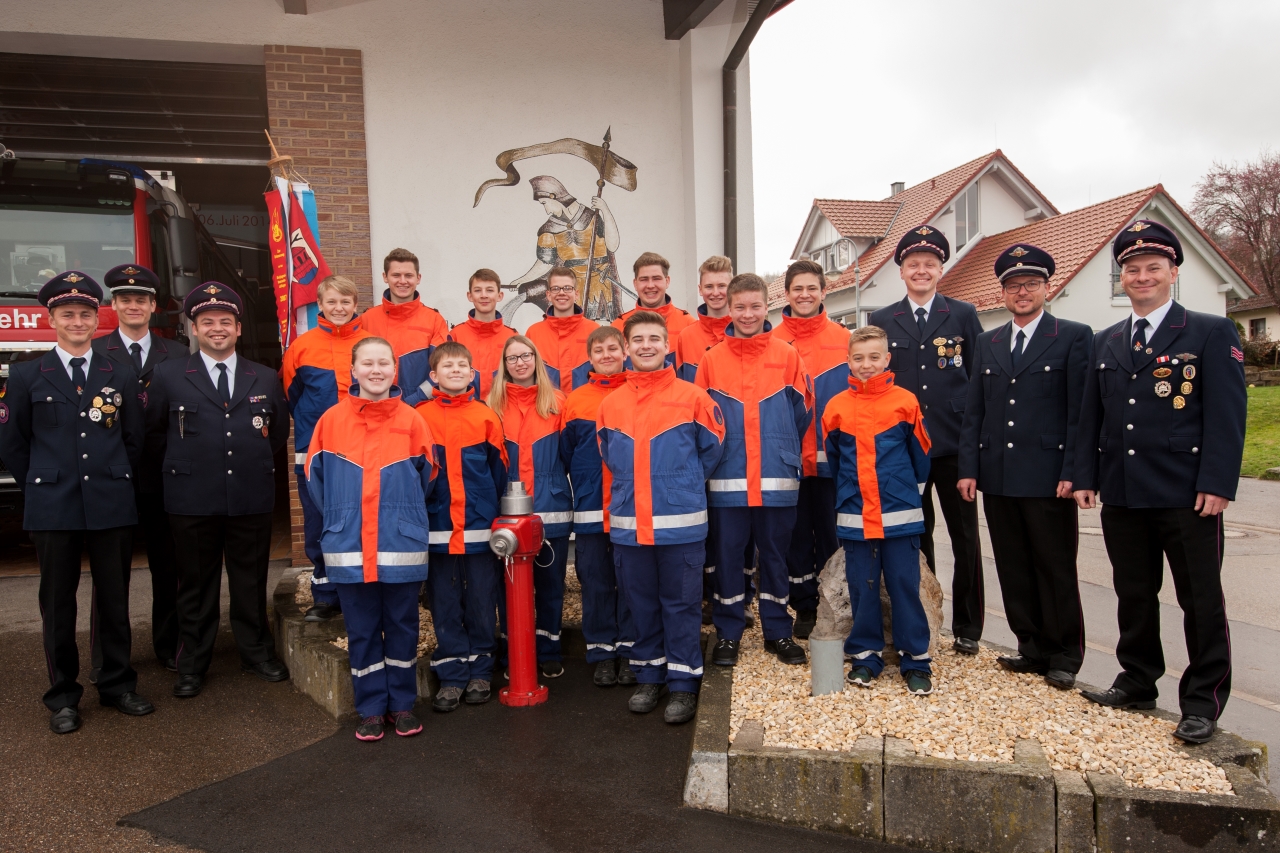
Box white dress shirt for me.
[1131,299,1173,344]
[118,327,152,365]
[906,293,938,324]
[200,350,237,398]
[1009,311,1044,352]
[53,345,92,382]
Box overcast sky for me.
[748,0,1280,273]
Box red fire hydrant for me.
[490,482,548,707]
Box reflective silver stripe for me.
[538,511,573,524]
[791,572,817,583]
[310,573,332,585]
[758,592,789,604]
[323,552,362,566]
[850,649,882,660]
[703,565,716,574]
[610,512,706,530]
[616,641,635,648]
[743,567,753,575]
[905,652,932,661]
[431,653,489,666]
[816,450,827,463]
[837,508,924,529]
[295,452,307,465]
[586,643,616,651]
[535,629,561,641]
[667,663,704,675]
[713,593,746,605]
[378,551,428,565]
[573,510,604,524]
[351,661,385,677]
[918,483,927,495]
[709,478,799,492]
[708,478,747,492]
[630,657,667,667]
[428,529,492,544]
[384,657,416,668]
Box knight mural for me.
[473,129,638,322]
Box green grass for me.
[1243,385,1280,478]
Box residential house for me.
[1228,293,1278,342]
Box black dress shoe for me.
[159,657,178,673]
[764,637,807,665]
[88,667,101,685]
[1045,670,1076,690]
[242,659,290,682]
[49,707,81,735]
[173,674,204,698]
[101,692,155,716]
[953,637,980,655]
[793,609,817,640]
[1080,686,1156,710]
[304,603,342,622]
[996,654,1047,674]
[711,638,740,666]
[1174,715,1216,744]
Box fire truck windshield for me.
[0,205,135,298]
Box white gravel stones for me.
[729,623,1233,796]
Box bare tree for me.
[1192,150,1280,306]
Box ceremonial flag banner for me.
[265,177,331,346]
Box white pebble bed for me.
[730,623,1233,795]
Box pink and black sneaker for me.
[355,715,385,741]
[387,710,423,737]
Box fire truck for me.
[0,149,280,512]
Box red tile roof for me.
[1228,293,1275,313]
[812,199,901,238]
[939,187,1158,312]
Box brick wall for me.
[264,44,373,566]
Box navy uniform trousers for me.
[785,477,837,615]
[296,462,338,607]
[336,580,420,718]
[574,532,636,664]
[428,552,500,688]
[615,541,705,693]
[710,505,796,642]
[842,535,931,676]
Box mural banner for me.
[473,137,638,207]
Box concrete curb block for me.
[683,630,1280,851]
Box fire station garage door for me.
[0,50,269,165]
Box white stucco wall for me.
[1,0,756,331]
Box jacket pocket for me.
[110,464,133,480]
[1097,435,1109,453]
[26,468,57,485]
[780,449,802,475]
[31,394,62,428]
[978,433,990,451]
[1041,434,1065,451]
[397,517,430,547]
[262,459,275,474]
[981,364,1002,399]
[1097,362,1117,398]
[1033,358,1064,397]
[322,513,347,533]
[1169,435,1203,454]
[949,396,967,413]
[888,338,911,354]
[164,459,192,476]
[171,401,199,435]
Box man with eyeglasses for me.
[957,244,1091,690]
[526,265,599,392]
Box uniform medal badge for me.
[1183,365,1196,380]
[113,392,122,406]
[1155,381,1172,398]
[1173,395,1186,409]
[938,346,947,356]
[100,403,116,414]
[933,337,947,346]
[953,354,962,367]
[0,402,8,423]
[1181,382,1193,395]
[1155,355,1170,364]
[88,408,102,422]
[1175,353,1198,362]
[1153,367,1172,378]
[252,415,264,430]
[938,358,947,369]
[92,395,104,408]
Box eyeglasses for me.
[547,285,577,295]
[1001,280,1045,293]
[504,352,535,364]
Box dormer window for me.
[955,184,981,250]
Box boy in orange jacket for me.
[525,265,598,392]
[447,268,516,399]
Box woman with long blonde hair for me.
[490,335,574,678]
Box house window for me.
[1251,318,1267,340]
[810,248,825,269]
[955,183,981,250]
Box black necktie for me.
[130,342,143,373]
[216,363,230,407]
[1133,318,1150,352]
[1011,329,1026,369]
[70,356,86,396]
[915,307,928,336]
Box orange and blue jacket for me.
[597,366,725,546]
[776,306,851,478]
[694,323,813,507]
[674,304,731,382]
[447,310,516,400]
[525,306,597,392]
[359,290,450,407]
[560,371,627,535]
[498,384,573,539]
[612,297,695,368]
[822,371,931,541]
[304,388,436,583]
[281,315,371,464]
[414,389,508,554]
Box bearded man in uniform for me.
[503,176,624,322]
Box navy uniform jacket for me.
[870,294,984,457]
[92,329,187,495]
[958,314,1092,497]
[146,353,288,516]
[0,350,143,530]
[1074,302,1246,508]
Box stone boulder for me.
[813,547,944,661]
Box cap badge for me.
[1010,247,1029,257]
[123,267,140,275]
[65,273,84,283]
[204,284,220,294]
[1129,222,1150,232]
[915,227,932,235]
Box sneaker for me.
[617,660,637,686]
[539,660,564,679]
[793,609,817,640]
[664,691,698,724]
[593,660,618,687]
[847,666,875,688]
[387,710,423,737]
[711,637,740,666]
[304,603,342,622]
[628,683,664,713]
[905,672,933,696]
[433,685,462,713]
[355,716,385,741]
[464,679,491,704]
[764,637,807,665]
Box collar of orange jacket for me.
[849,370,895,396]
[346,387,403,422]
[780,305,832,339]
[625,365,677,394]
[461,310,508,336]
